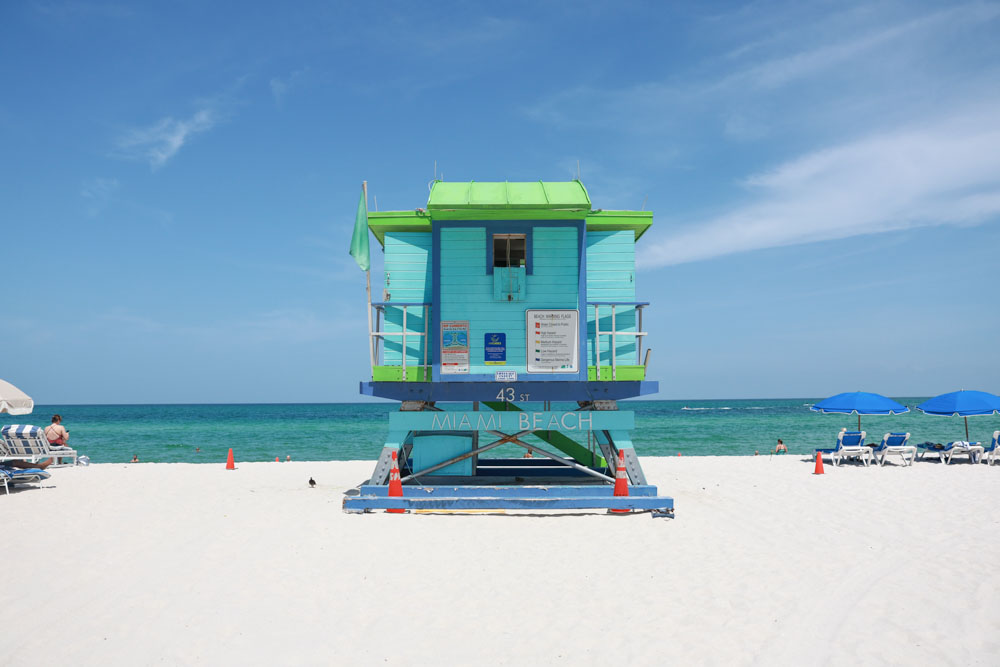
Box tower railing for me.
[369,301,649,382]
[370,302,431,381]
[588,301,650,381]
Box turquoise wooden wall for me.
[383,232,432,365]
[440,226,578,375]
[586,230,637,366]
[382,228,638,371]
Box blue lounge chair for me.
[1,424,76,467]
[0,465,51,495]
[983,431,999,466]
[917,440,984,464]
[871,432,916,467]
[816,429,870,466]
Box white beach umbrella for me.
[0,379,34,415]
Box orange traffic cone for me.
[225,448,235,470]
[610,450,630,514]
[387,449,405,514]
[814,451,824,475]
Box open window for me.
[492,233,526,301]
[493,234,526,268]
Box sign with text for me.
[526,309,579,373]
[484,332,506,365]
[440,320,469,374]
[389,410,634,432]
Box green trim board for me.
[368,210,653,246]
[372,366,432,382]
[589,366,645,381]
[367,211,432,246]
[372,365,644,382]
[585,210,653,241]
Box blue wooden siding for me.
[440,226,578,375]
[383,232,432,366]
[586,230,637,366]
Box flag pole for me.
[363,181,374,379]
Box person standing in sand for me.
[45,415,69,446]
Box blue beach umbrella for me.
[810,391,909,430]
[916,390,1000,442]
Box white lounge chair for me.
[816,429,870,466]
[0,464,51,495]
[1,424,77,467]
[982,431,999,466]
[872,432,916,466]
[917,440,983,464]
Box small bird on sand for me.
[308,477,316,488]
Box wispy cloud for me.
[80,176,119,217]
[114,108,217,168]
[638,103,1000,267]
[269,68,308,105]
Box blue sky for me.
[2,1,998,404]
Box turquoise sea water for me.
[17,399,1000,464]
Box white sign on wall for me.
[526,309,579,373]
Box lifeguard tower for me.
[344,180,673,514]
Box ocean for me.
[18,399,1000,464]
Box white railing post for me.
[594,304,601,381]
[637,305,643,365]
[402,306,407,382]
[611,304,617,381]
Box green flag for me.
[349,186,370,271]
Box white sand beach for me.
[2,456,998,666]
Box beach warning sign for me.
[525,309,578,373]
[440,320,470,374]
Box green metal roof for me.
[365,181,653,246]
[427,180,592,211]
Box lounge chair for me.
[872,432,916,467]
[982,431,999,466]
[1,424,77,467]
[816,429,870,466]
[917,440,984,464]
[0,464,51,495]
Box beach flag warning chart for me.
[526,309,578,373]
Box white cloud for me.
[115,108,217,168]
[80,176,119,217]
[80,176,119,200]
[638,104,1000,267]
[269,68,307,104]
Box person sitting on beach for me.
[773,439,787,454]
[45,414,70,447]
[4,458,53,470]
[131,454,139,463]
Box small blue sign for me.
[484,332,506,365]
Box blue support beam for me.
[343,494,674,512]
[357,484,661,497]
[360,380,658,401]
